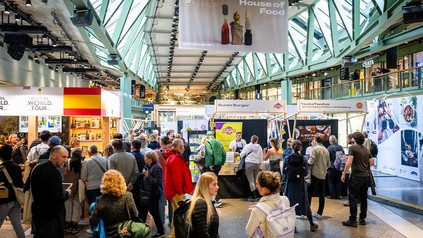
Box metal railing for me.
[296,66,423,100]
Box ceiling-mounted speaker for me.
[4,33,33,61]
[70,9,93,27]
[403,5,423,24]
[107,54,120,65]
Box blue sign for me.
[142,104,154,114]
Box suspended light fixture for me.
[26,0,32,6]
[4,6,10,14]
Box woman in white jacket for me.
[240,135,263,201]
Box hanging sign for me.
[298,100,367,113]
[179,0,288,53]
[215,100,286,113]
[0,87,63,116]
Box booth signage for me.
[101,90,121,117]
[142,104,154,114]
[298,100,366,113]
[362,59,374,68]
[215,100,286,113]
[176,107,205,116]
[0,87,63,116]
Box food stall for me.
[211,100,287,198]
[0,87,121,157]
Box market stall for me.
[0,87,121,157]
[210,100,287,198]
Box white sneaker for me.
[312,213,323,219]
[214,200,222,208]
[296,215,307,219]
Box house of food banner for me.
[179,0,288,53]
[364,95,423,182]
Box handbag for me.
[0,165,25,206]
[117,195,151,238]
[236,151,253,177]
[78,179,86,203]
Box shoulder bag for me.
[236,150,253,177]
[117,195,151,238]
[0,165,25,206]
[79,158,107,203]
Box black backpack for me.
[174,199,192,238]
[370,140,378,157]
[286,154,307,181]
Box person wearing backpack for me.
[283,140,319,232]
[246,171,297,237]
[327,135,345,199]
[176,172,220,238]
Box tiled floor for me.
[1,175,423,237]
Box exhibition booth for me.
[0,87,121,156]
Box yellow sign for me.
[215,122,243,151]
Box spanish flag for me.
[63,88,102,115]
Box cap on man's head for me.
[49,136,61,146]
[206,131,214,136]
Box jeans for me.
[349,176,369,221]
[328,168,342,198]
[245,163,260,192]
[158,191,166,224]
[0,201,25,238]
[206,165,222,202]
[307,175,326,215]
[86,188,101,207]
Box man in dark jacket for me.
[327,135,345,199]
[31,145,71,238]
[131,138,145,218]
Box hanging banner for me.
[298,100,367,113]
[215,100,286,113]
[0,87,63,116]
[179,0,288,53]
[215,121,243,150]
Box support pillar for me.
[120,73,132,133]
[281,79,292,105]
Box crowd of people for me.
[0,127,376,238]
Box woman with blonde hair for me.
[186,172,220,238]
[89,170,138,237]
[103,144,114,158]
[263,138,283,175]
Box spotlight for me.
[4,6,10,14]
[15,15,21,22]
[26,0,32,6]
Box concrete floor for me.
[1,175,423,237]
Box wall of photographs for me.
[365,96,422,182]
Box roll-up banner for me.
[179,0,288,53]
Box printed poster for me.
[179,0,288,53]
[215,122,243,151]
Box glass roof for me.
[83,0,379,90]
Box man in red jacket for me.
[164,139,194,238]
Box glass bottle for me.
[221,19,230,44]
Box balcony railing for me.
[296,66,423,100]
